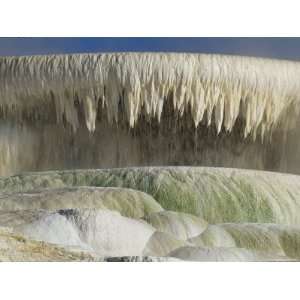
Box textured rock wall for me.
[1,53,300,175]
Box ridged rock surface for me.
[2,53,300,176]
[2,167,300,224]
[0,186,163,219]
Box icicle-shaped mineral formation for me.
[1,52,300,175]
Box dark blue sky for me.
[0,38,300,61]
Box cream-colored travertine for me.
[1,53,300,175]
[1,53,299,137]
[1,52,300,261]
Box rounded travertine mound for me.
[0,186,163,219]
[189,223,300,259]
[168,246,291,262]
[144,211,207,240]
[0,226,181,261]
[143,231,189,257]
[0,209,155,257]
[189,225,237,248]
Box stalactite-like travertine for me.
[1,53,300,139]
[1,53,300,176]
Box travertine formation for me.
[1,53,300,136]
[0,167,300,261]
[1,53,300,175]
[1,53,300,261]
